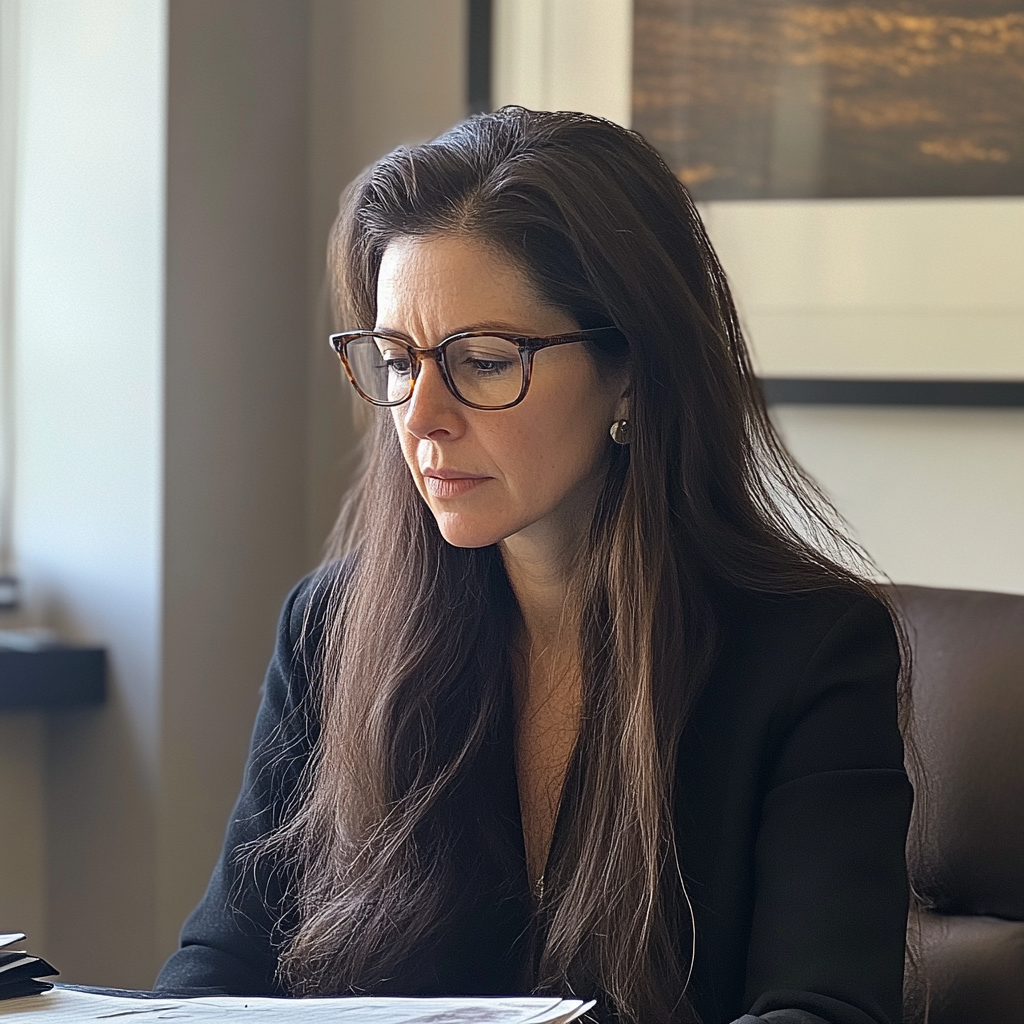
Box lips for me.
[422,469,490,499]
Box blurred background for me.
[0,0,1020,990]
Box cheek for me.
[500,397,610,501]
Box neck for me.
[499,464,608,647]
[500,527,578,650]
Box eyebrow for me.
[373,320,542,341]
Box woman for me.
[157,108,913,1024]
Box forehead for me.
[374,234,551,333]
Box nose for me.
[399,356,465,441]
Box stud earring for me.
[610,419,630,445]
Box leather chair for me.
[892,586,1024,1023]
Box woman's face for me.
[376,233,626,551]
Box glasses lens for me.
[446,336,524,408]
[345,335,413,405]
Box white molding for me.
[701,197,1024,379]
[493,0,632,126]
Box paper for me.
[0,989,595,1024]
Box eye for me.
[385,355,413,375]
[378,344,413,376]
[466,356,514,376]
[452,338,519,377]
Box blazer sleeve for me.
[154,573,326,995]
[738,597,914,1024]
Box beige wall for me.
[161,0,467,970]
[158,0,313,969]
[698,197,1024,597]
[2,0,466,987]
[698,198,1024,597]
[0,713,45,947]
[305,0,467,565]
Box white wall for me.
[775,407,1024,595]
[11,0,166,983]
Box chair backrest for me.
[892,585,1024,1024]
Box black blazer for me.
[156,572,912,1024]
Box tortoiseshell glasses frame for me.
[329,325,622,411]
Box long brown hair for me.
[262,108,906,1023]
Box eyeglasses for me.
[330,326,621,411]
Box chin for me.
[431,510,511,549]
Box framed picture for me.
[633,0,1024,201]
[632,0,1024,404]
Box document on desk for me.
[0,988,595,1023]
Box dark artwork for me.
[633,0,1024,199]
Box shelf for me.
[0,647,106,710]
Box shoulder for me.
[714,585,899,697]
[257,557,355,741]
[717,585,896,664]
[705,586,904,784]
[280,557,354,654]
[273,556,357,681]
